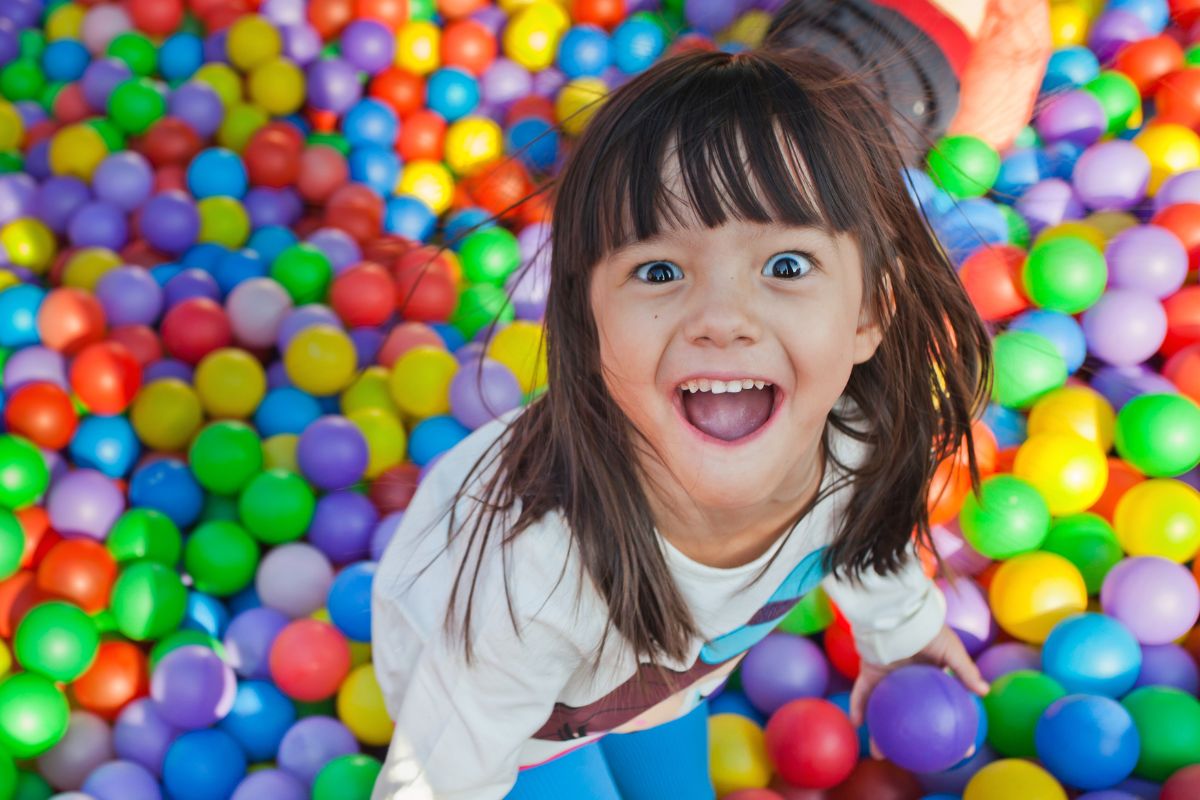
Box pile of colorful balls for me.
[2,0,1200,798]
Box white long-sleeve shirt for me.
[371,408,946,799]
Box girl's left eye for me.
[762,251,815,280]
[634,261,685,283]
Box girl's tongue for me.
[681,386,774,442]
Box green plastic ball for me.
[1115,393,1200,478]
[1013,126,1042,149]
[1084,71,1140,135]
[38,81,63,114]
[14,770,52,800]
[959,475,1051,559]
[459,227,521,285]
[109,561,187,641]
[1122,686,1200,781]
[776,585,833,635]
[295,696,338,718]
[107,77,166,136]
[999,204,1031,248]
[106,32,158,77]
[307,131,351,155]
[451,283,515,340]
[1188,44,1200,67]
[18,30,44,62]
[149,630,226,669]
[0,673,69,758]
[0,751,14,800]
[106,508,183,567]
[0,152,21,174]
[1041,513,1123,595]
[13,601,99,682]
[983,670,1067,758]
[313,754,382,800]
[271,244,333,304]
[201,493,240,523]
[184,520,259,596]
[0,508,24,579]
[1022,236,1108,314]
[189,421,263,495]
[0,60,45,102]
[408,0,437,21]
[0,435,49,509]
[85,118,125,152]
[926,135,1001,198]
[991,331,1068,409]
[238,469,315,544]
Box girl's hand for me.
[847,624,990,732]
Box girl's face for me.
[590,216,883,515]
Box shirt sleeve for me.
[371,579,584,800]
[821,549,946,666]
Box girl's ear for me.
[852,269,894,364]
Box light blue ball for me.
[1042,46,1101,95]
[1009,309,1088,374]
[1043,613,1142,697]
[0,284,44,348]
[183,591,230,639]
[69,415,140,478]
[218,680,297,762]
[385,195,437,242]
[186,148,248,200]
[558,25,611,78]
[129,458,204,529]
[342,99,399,148]
[408,415,471,466]
[1035,694,1140,790]
[426,67,480,122]
[611,15,665,74]
[328,561,375,642]
[159,33,204,83]
[348,144,400,197]
[163,729,247,800]
[254,387,322,437]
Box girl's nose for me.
[681,277,762,348]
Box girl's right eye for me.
[634,261,685,284]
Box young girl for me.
[372,47,993,800]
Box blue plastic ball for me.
[1009,309,1088,374]
[506,117,559,173]
[1035,694,1140,790]
[708,690,766,725]
[1042,613,1142,697]
[0,284,45,348]
[217,680,297,762]
[212,249,267,295]
[328,561,375,642]
[827,690,871,757]
[186,148,249,200]
[1042,46,1101,95]
[431,322,465,351]
[254,387,322,437]
[129,458,205,529]
[159,33,204,83]
[247,225,299,264]
[183,590,230,638]
[1106,0,1169,33]
[69,415,140,478]
[42,39,90,82]
[182,242,228,272]
[408,415,471,466]
[558,25,611,78]
[443,207,494,249]
[348,144,401,197]
[384,195,437,242]
[342,99,399,148]
[426,67,480,122]
[995,149,1053,201]
[163,729,247,800]
[611,15,666,74]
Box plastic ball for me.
[1027,385,1114,452]
[14,600,99,682]
[1041,613,1141,697]
[741,634,829,716]
[193,347,266,420]
[109,560,187,641]
[556,76,607,137]
[256,542,332,618]
[188,421,262,496]
[247,57,305,116]
[0,217,55,273]
[709,714,772,796]
[1022,236,1107,314]
[1113,478,1200,562]
[151,645,236,730]
[216,679,294,763]
[927,135,1001,199]
[503,4,567,71]
[959,474,1050,558]
[449,357,522,429]
[866,664,978,773]
[269,619,351,702]
[70,640,148,721]
[39,713,115,794]
[989,552,1088,643]
[284,325,357,397]
[990,331,1067,409]
[1134,123,1200,194]
[107,508,182,567]
[48,123,107,181]
[0,672,69,758]
[312,754,382,800]
[1121,686,1200,781]
[184,521,258,597]
[388,345,458,419]
[761,698,855,789]
[1101,556,1200,644]
[4,382,77,449]
[162,729,247,800]
[1012,431,1108,516]
[227,15,281,72]
[36,537,115,615]
[1114,393,1200,477]
[277,715,358,785]
[963,759,1066,800]
[335,662,392,746]
[1041,513,1123,594]
[237,469,314,545]
[1081,289,1168,366]
[129,378,203,452]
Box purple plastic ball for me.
[1134,643,1200,694]
[4,345,67,390]
[276,717,359,784]
[114,699,180,776]
[1091,364,1180,410]
[532,66,566,97]
[282,23,322,65]
[144,359,193,384]
[1072,140,1150,211]
[231,768,307,800]
[163,268,221,308]
[1155,169,1200,211]
[1102,556,1200,644]
[1036,90,1107,148]
[47,468,125,539]
[82,760,162,800]
[296,416,369,490]
[740,633,829,715]
[470,5,507,35]
[1088,10,1152,62]
[931,522,991,576]
[260,0,304,24]
[68,199,128,249]
[95,266,163,326]
[482,58,533,109]
[341,20,394,74]
[307,490,378,564]
[167,82,224,140]
[449,358,523,429]
[140,191,199,254]
[150,645,238,730]
[685,0,740,33]
[506,254,550,321]
[93,151,154,212]
[1106,225,1188,298]
[349,327,383,368]
[938,577,995,656]
[34,176,92,234]
[223,607,290,680]
[306,227,360,273]
[1015,178,1085,235]
[81,58,132,112]
[0,173,34,224]
[866,664,979,773]
[307,58,362,114]
[370,511,403,561]
[1082,289,1168,366]
[245,187,302,229]
[977,642,1042,683]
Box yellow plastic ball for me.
[723,10,773,47]
[0,271,19,292]
[1027,385,1115,451]
[397,160,455,216]
[262,433,299,473]
[0,219,55,274]
[964,759,1067,800]
[337,664,395,747]
[444,117,503,177]
[49,123,108,181]
[1049,2,1089,47]
[1114,478,1200,562]
[341,367,399,416]
[1034,221,1106,252]
[708,713,771,795]
[0,101,24,151]
[46,3,85,41]
[248,58,306,116]
[1012,432,1108,516]
[285,325,358,397]
[989,551,1088,643]
[61,247,121,291]
[348,640,371,668]
[1135,123,1200,195]
[131,379,204,452]
[486,321,547,395]
[555,77,607,136]
[217,103,269,154]
[389,345,459,419]
[197,197,250,249]
[348,408,407,478]
[0,639,12,678]
[1085,210,1138,240]
[395,21,441,75]
[503,3,568,71]
[226,15,282,72]
[194,348,267,419]
[194,63,244,107]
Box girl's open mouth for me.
[675,378,779,443]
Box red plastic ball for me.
[4,382,79,450]
[0,571,42,640]
[160,298,233,364]
[827,760,921,800]
[765,699,858,789]
[1116,34,1185,95]
[1166,342,1200,404]
[1164,764,1200,800]
[823,622,860,680]
[769,778,831,800]
[1152,202,1200,272]
[18,507,58,571]
[309,0,354,39]
[957,245,1028,321]
[36,538,118,614]
[331,262,396,328]
[38,287,107,354]
[725,791,786,800]
[438,0,486,18]
[324,183,385,244]
[1172,0,1200,29]
[70,340,143,414]
[506,95,557,126]
[1157,68,1200,128]
[70,640,149,720]
[244,126,303,188]
[52,83,91,124]
[398,110,446,162]
[442,20,497,76]
[465,158,534,219]
[370,68,426,119]
[269,619,352,701]
[356,0,406,26]
[394,262,458,322]
[126,0,185,35]
[572,0,626,29]
[135,118,203,168]
[368,462,421,513]
[1163,285,1200,356]
[297,145,349,203]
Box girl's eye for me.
[763,251,815,280]
[635,261,685,284]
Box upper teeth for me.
[679,379,769,394]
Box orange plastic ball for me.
[927,456,972,526]
[958,245,1029,321]
[35,538,117,614]
[4,382,78,450]
[438,0,486,18]
[823,619,860,680]
[127,0,186,36]
[1170,0,1200,29]
[1163,286,1200,357]
[397,110,446,162]
[464,157,534,219]
[1090,457,1145,522]
[70,640,148,720]
[308,0,354,39]
[17,507,57,571]
[0,571,40,640]
[572,0,626,29]
[70,341,143,414]
[370,68,426,119]
[1166,343,1200,404]
[442,20,497,76]
[1157,68,1200,129]
[37,287,106,354]
[1115,35,1185,96]
[355,0,407,27]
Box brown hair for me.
[442,47,992,664]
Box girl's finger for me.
[944,641,990,696]
[848,669,884,728]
